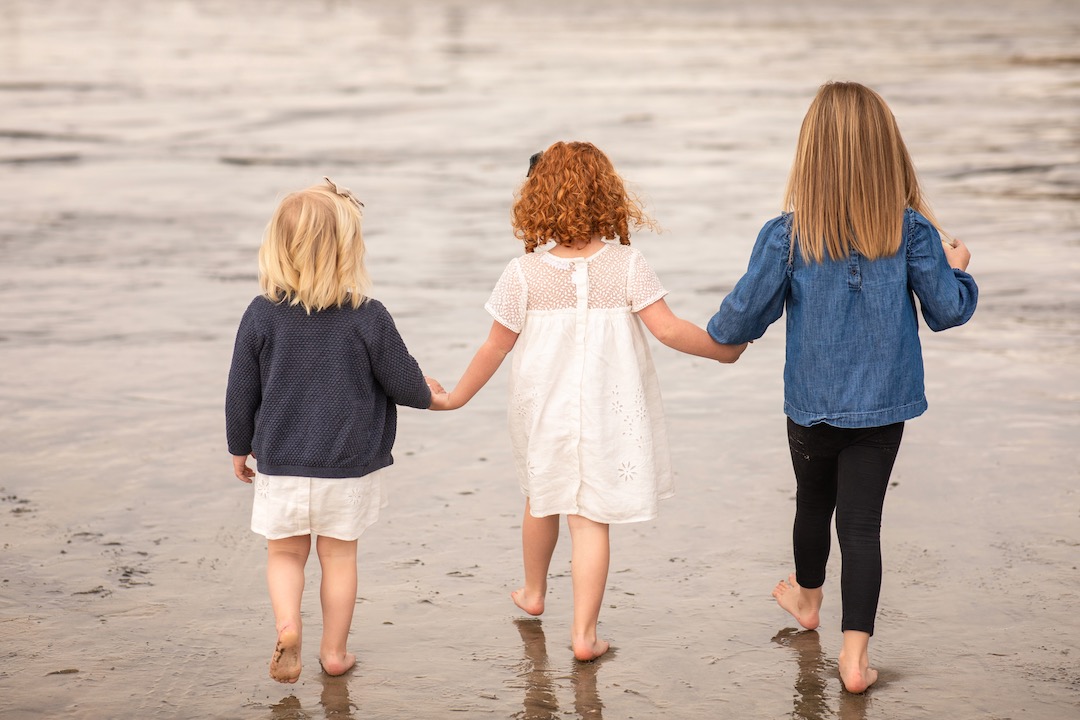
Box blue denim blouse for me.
[707,209,978,428]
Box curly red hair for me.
[511,141,654,252]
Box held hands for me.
[429,392,453,410]
[424,321,518,412]
[942,236,971,272]
[425,376,454,411]
[232,454,254,483]
[727,341,751,362]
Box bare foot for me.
[511,587,545,616]
[269,626,302,683]
[833,651,876,690]
[773,573,822,630]
[319,651,356,677]
[571,636,609,662]
[838,650,878,693]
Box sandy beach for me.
[1,1,1078,718]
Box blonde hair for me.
[258,180,370,313]
[511,141,655,253]
[784,81,942,264]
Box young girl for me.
[707,82,978,692]
[429,141,746,661]
[225,178,433,683]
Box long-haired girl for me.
[708,82,978,692]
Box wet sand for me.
[1,1,1078,718]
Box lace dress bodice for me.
[485,243,666,330]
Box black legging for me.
[786,418,904,635]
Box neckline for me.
[540,242,611,267]
[547,240,609,260]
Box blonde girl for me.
[226,178,433,682]
[707,82,978,692]
[430,142,746,660]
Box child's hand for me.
[727,341,750,361]
[943,236,971,272]
[429,391,454,411]
[232,454,255,483]
[425,376,446,394]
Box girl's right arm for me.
[707,216,791,345]
[430,320,519,410]
[225,301,263,464]
[638,299,747,363]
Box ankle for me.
[840,631,871,660]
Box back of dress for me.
[485,242,675,524]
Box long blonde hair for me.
[258,179,370,313]
[784,81,941,264]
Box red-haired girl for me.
[430,141,746,660]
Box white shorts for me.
[250,470,387,541]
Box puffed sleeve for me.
[627,248,669,312]
[905,211,978,331]
[707,216,791,344]
[484,258,527,333]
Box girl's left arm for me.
[638,299,747,363]
[367,302,434,409]
[431,320,519,411]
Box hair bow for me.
[526,152,542,178]
[324,177,364,211]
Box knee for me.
[316,536,358,561]
[836,516,881,548]
[268,535,312,560]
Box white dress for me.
[484,242,674,524]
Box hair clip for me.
[323,177,364,211]
[526,152,543,178]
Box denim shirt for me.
[707,209,978,428]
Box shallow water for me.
[0,1,1078,718]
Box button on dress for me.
[484,242,674,523]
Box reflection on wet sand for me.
[268,694,302,720]
[772,628,869,720]
[266,674,355,720]
[319,673,357,719]
[515,617,604,719]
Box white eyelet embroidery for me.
[255,476,271,499]
[346,485,366,506]
[610,383,650,476]
[512,383,541,421]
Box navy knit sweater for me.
[225,295,432,478]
